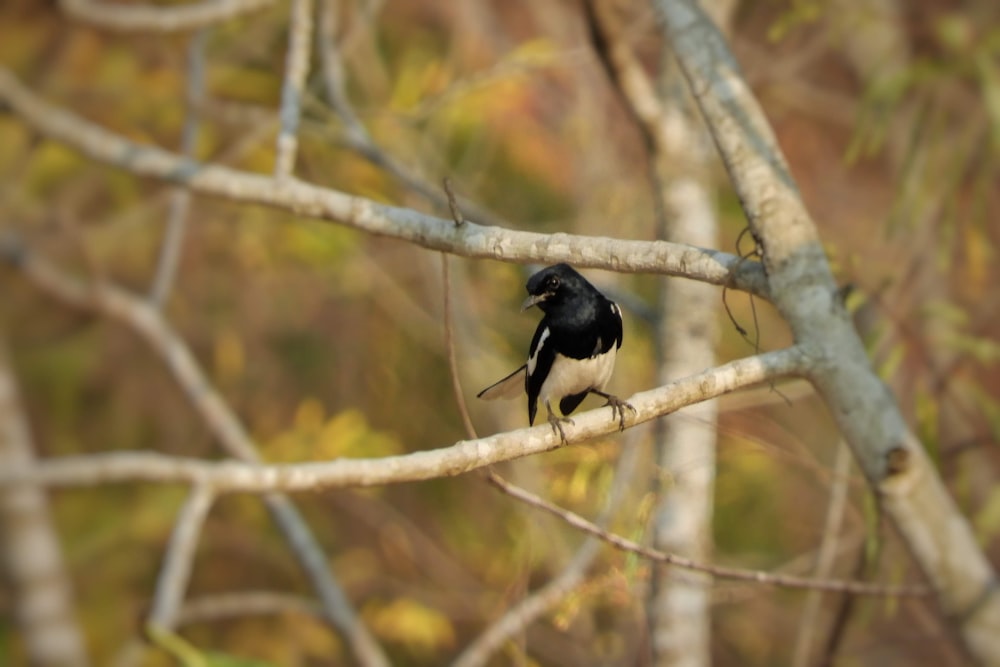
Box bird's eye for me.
[547,276,560,290]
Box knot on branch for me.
[885,445,911,477]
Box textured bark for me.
[0,340,89,667]
[656,0,1000,662]
[650,177,719,667]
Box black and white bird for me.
[477,263,634,441]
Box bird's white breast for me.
[539,346,617,412]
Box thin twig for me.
[149,29,207,308]
[177,591,321,625]
[485,473,926,597]
[456,435,647,667]
[274,0,314,179]
[313,3,505,227]
[792,441,852,667]
[148,484,216,631]
[443,178,465,226]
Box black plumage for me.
[478,263,633,440]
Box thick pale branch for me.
[0,67,768,297]
[0,347,806,492]
[59,0,278,32]
[656,0,1000,659]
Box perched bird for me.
[477,263,634,441]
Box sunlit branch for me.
[0,67,768,298]
[0,366,804,493]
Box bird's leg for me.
[545,400,574,443]
[589,389,636,431]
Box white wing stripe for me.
[527,327,550,375]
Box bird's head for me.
[521,263,587,313]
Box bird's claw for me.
[603,395,636,431]
[547,413,574,443]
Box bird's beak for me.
[521,293,546,312]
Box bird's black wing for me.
[558,300,622,416]
[525,321,557,425]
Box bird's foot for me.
[601,394,636,431]
[547,412,575,443]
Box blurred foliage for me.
[1,0,1000,665]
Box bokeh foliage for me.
[2,0,1000,665]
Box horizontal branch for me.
[60,0,278,33]
[0,349,806,492]
[0,67,768,297]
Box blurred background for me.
[1,0,999,665]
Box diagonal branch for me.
[655,0,1000,659]
[485,473,926,597]
[0,241,390,666]
[0,67,768,298]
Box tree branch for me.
[655,0,1000,658]
[59,0,278,33]
[0,239,390,666]
[0,345,802,493]
[484,472,926,597]
[273,0,313,178]
[148,484,216,631]
[0,67,768,297]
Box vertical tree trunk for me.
[655,0,1000,661]
[0,339,89,667]
[647,4,732,661]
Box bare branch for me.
[655,0,1000,658]
[0,354,805,493]
[0,241,390,665]
[149,30,207,308]
[455,432,646,667]
[792,441,852,667]
[485,472,926,597]
[148,484,216,631]
[0,338,89,667]
[59,0,278,33]
[2,238,803,490]
[0,67,768,297]
[274,0,314,178]
[177,591,321,625]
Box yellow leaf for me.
[365,598,455,654]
